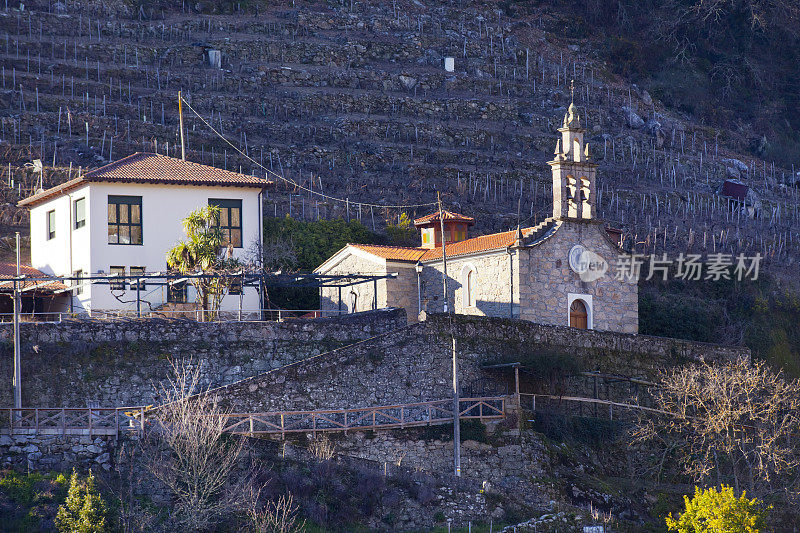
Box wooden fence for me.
[521,393,671,421]
[0,407,146,437]
[220,397,505,436]
[0,397,505,438]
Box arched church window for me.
[569,299,588,329]
[461,265,477,308]
[349,290,358,312]
[466,270,475,307]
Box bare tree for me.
[145,359,247,530]
[244,480,306,533]
[636,358,800,500]
[307,434,336,461]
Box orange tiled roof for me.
[19,152,270,207]
[0,263,69,292]
[419,230,519,261]
[349,226,543,263]
[350,244,427,262]
[413,210,475,227]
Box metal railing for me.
[0,312,71,323]
[219,397,506,436]
[88,308,347,321]
[0,309,350,323]
[0,407,147,436]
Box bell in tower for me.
[548,81,598,221]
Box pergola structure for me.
[0,270,398,319]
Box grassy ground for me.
[0,470,68,532]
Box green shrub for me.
[55,469,108,533]
[665,485,769,533]
[530,412,624,447]
[0,470,69,532]
[385,213,417,246]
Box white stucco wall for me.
[29,185,92,311]
[29,182,263,314]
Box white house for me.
[18,152,270,316]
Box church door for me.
[569,299,588,329]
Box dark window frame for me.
[208,198,243,248]
[73,269,84,296]
[108,195,143,245]
[109,266,126,291]
[129,266,146,291]
[74,197,86,229]
[46,210,56,240]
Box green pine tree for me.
[55,469,108,533]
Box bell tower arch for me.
[548,81,597,220]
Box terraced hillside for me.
[1,0,799,271]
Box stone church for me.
[316,105,638,333]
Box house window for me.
[349,290,358,313]
[108,195,143,245]
[209,199,242,248]
[130,266,146,291]
[109,266,126,291]
[74,198,86,229]
[46,210,56,240]
[422,229,431,245]
[73,269,84,296]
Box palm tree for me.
[166,205,240,320]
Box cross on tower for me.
[570,79,575,105]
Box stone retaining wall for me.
[0,433,114,472]
[0,308,406,407]
[213,312,748,414]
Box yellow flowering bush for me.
[666,485,769,533]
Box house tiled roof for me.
[19,152,270,207]
[413,210,475,227]
[0,263,69,292]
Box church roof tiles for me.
[349,223,553,263]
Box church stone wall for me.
[385,262,419,322]
[417,220,637,334]
[420,251,518,319]
[517,220,638,333]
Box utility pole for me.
[451,335,460,476]
[178,91,186,161]
[13,232,21,410]
[437,193,460,477]
[437,192,449,314]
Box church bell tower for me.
[548,82,597,220]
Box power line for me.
[179,96,440,210]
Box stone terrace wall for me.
[436,313,749,379]
[214,312,749,413]
[0,433,115,472]
[0,308,406,408]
